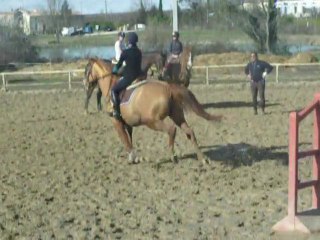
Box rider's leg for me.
[111,77,131,119]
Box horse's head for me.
[83,59,95,91]
[83,58,115,95]
[179,46,192,87]
[141,52,167,79]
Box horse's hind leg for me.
[146,120,177,162]
[170,106,207,164]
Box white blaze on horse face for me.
[187,52,192,69]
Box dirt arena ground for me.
[1,84,320,239]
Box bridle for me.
[83,60,113,90]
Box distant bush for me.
[0,24,38,65]
[192,42,238,56]
[278,16,320,35]
[139,17,171,52]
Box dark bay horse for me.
[83,52,166,113]
[85,58,222,164]
[163,46,192,88]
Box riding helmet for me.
[128,32,138,45]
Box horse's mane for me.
[90,58,111,73]
[85,58,112,80]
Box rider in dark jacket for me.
[162,31,183,78]
[111,32,142,119]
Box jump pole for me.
[273,93,320,234]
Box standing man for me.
[245,52,273,115]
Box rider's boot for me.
[111,91,121,120]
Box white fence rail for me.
[1,62,320,91]
[192,62,320,85]
[1,69,84,91]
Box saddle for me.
[106,80,148,115]
[119,80,147,105]
[169,56,181,64]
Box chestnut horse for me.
[84,58,222,164]
[83,52,166,113]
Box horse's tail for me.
[169,84,222,121]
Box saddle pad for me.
[120,80,148,105]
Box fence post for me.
[68,71,72,90]
[276,64,279,83]
[288,111,299,220]
[206,67,209,85]
[1,73,6,91]
[313,94,320,209]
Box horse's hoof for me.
[130,158,140,164]
[171,154,178,164]
[128,151,139,164]
[201,157,211,165]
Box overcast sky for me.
[0,0,178,14]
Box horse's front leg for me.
[112,119,138,164]
[124,124,133,145]
[84,82,96,114]
[96,87,102,111]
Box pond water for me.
[39,46,115,61]
[38,43,320,61]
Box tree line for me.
[2,0,320,66]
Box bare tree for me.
[61,0,72,27]
[216,0,278,53]
[0,24,38,66]
[132,0,153,11]
[260,0,278,53]
[47,0,63,43]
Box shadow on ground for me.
[179,142,311,167]
[203,101,280,109]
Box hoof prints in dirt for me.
[0,85,319,239]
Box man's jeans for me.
[250,80,265,112]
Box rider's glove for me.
[262,71,267,79]
[112,66,119,75]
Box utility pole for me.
[207,0,209,25]
[105,0,108,20]
[172,0,178,32]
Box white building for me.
[242,0,320,17]
[0,9,46,35]
[276,0,320,17]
